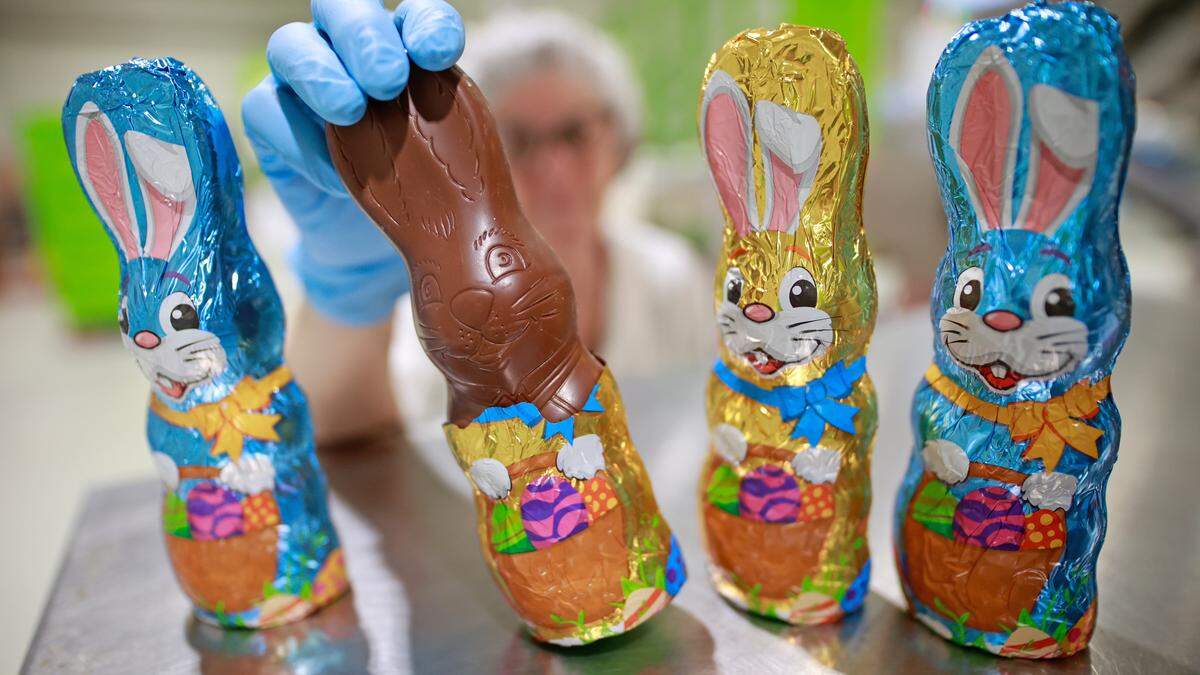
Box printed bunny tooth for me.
[470,458,511,500]
[895,2,1134,658]
[329,66,681,646]
[65,58,347,629]
[699,25,877,626]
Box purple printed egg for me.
[738,465,802,523]
[187,481,245,541]
[521,476,588,550]
[953,486,1024,550]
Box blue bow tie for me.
[472,383,605,443]
[713,357,866,445]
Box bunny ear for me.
[1013,84,1099,234]
[124,130,196,261]
[73,103,140,259]
[701,70,756,237]
[755,101,822,234]
[949,46,1022,231]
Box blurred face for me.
[493,68,624,245]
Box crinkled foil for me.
[62,58,347,628]
[697,25,877,623]
[893,2,1134,658]
[445,369,684,645]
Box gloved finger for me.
[242,75,347,195]
[267,21,366,126]
[312,0,410,101]
[394,0,465,71]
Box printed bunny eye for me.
[418,274,443,305]
[779,267,818,309]
[1031,273,1075,319]
[159,292,199,333]
[486,244,527,282]
[724,268,744,305]
[118,297,130,335]
[954,267,984,311]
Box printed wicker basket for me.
[491,451,628,630]
[702,448,834,599]
[901,463,1064,632]
[164,465,278,614]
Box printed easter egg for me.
[582,474,619,521]
[257,593,314,627]
[706,464,740,515]
[797,482,835,523]
[782,591,841,624]
[623,586,669,631]
[1001,625,1062,659]
[1064,601,1096,654]
[665,534,687,596]
[163,491,191,538]
[491,501,536,554]
[311,548,349,605]
[911,480,959,538]
[521,476,589,550]
[953,486,1024,550]
[738,465,802,523]
[243,491,280,532]
[1021,509,1066,550]
[187,482,245,541]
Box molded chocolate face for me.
[327,67,601,426]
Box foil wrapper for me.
[63,58,348,628]
[444,369,684,645]
[697,25,877,624]
[893,2,1134,658]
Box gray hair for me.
[460,9,642,149]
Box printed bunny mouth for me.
[743,349,790,376]
[155,374,192,399]
[973,360,1023,392]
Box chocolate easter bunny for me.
[893,2,1135,658]
[63,58,348,628]
[326,66,684,646]
[698,26,877,625]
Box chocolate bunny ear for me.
[701,69,757,236]
[1013,84,1099,235]
[755,100,821,234]
[125,131,197,261]
[949,46,1022,231]
[72,103,140,260]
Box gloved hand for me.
[243,0,465,325]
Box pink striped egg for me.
[187,481,245,541]
[521,476,588,550]
[953,486,1024,550]
[738,465,801,524]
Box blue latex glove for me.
[242,0,465,325]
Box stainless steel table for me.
[23,302,1200,674]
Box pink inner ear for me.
[705,92,753,236]
[1023,142,1085,233]
[766,151,803,232]
[958,69,1013,229]
[142,179,185,260]
[85,119,138,257]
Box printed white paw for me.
[151,452,179,491]
[710,424,748,465]
[557,434,606,480]
[922,439,969,484]
[1022,471,1078,511]
[469,458,512,500]
[219,453,276,495]
[791,446,841,484]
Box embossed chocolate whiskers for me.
[326,66,684,646]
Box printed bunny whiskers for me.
[63,59,348,629]
[894,2,1135,659]
[698,26,878,625]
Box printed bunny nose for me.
[982,310,1023,332]
[743,303,775,323]
[133,330,161,349]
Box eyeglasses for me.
[500,109,614,163]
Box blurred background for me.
[1,0,1197,670]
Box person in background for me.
[243,1,711,442]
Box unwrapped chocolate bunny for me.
[326,66,683,646]
[63,58,348,628]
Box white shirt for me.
[389,217,714,435]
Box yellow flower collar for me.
[924,364,1111,472]
[150,366,292,462]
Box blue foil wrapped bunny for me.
[63,58,349,628]
[893,2,1134,659]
